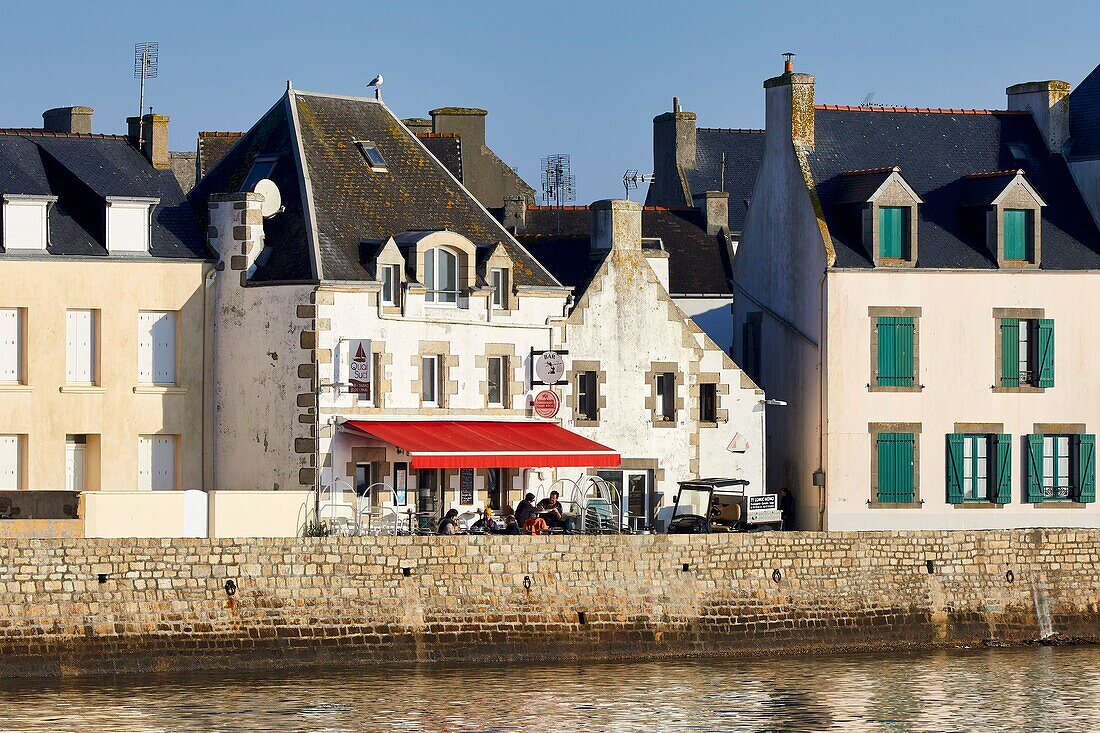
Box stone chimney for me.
[43,106,93,134]
[1007,80,1072,154]
[503,194,527,233]
[402,117,433,135]
[590,199,642,253]
[126,113,171,170]
[430,107,487,150]
[693,190,729,235]
[649,97,697,207]
[764,55,815,149]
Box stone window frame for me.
[868,306,922,393]
[691,372,728,429]
[476,344,524,412]
[345,446,391,505]
[868,421,922,509]
[992,307,1046,394]
[568,359,606,428]
[411,340,456,409]
[1030,423,1089,508]
[989,177,1045,269]
[412,234,478,307]
[373,239,408,316]
[864,172,922,268]
[645,361,684,429]
[481,243,516,312]
[950,422,1007,509]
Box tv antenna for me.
[133,42,159,148]
[860,91,877,107]
[622,170,655,200]
[541,154,575,234]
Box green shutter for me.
[880,207,905,259]
[1037,319,1055,388]
[1077,434,1096,503]
[878,433,915,503]
[1027,434,1045,503]
[994,434,1013,504]
[876,317,915,387]
[1000,318,1020,387]
[946,434,964,504]
[1004,209,1028,260]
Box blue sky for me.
[2,1,1098,202]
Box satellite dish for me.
[252,178,282,218]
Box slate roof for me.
[189,90,558,287]
[0,130,207,259]
[197,132,243,178]
[416,133,463,181]
[807,108,1100,269]
[680,128,765,235]
[513,205,733,296]
[1069,64,1100,159]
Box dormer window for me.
[1003,209,1034,261]
[961,170,1044,268]
[879,207,910,260]
[424,247,458,304]
[355,141,388,172]
[379,263,400,306]
[2,195,55,250]
[836,166,922,268]
[105,197,158,253]
[490,268,507,308]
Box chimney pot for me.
[783,52,796,74]
[673,96,681,113]
[590,199,642,253]
[42,106,93,134]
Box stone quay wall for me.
[1,530,1099,678]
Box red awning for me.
[342,420,621,469]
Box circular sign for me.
[533,389,561,419]
[534,351,565,385]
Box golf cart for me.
[664,478,782,534]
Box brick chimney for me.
[764,54,815,149]
[693,190,729,235]
[590,199,642,253]
[127,113,171,170]
[649,97,697,207]
[1007,80,1072,154]
[430,107,487,150]
[43,106,93,134]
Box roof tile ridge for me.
[814,104,1028,115]
[643,205,697,211]
[696,127,765,134]
[198,131,244,138]
[526,205,589,211]
[841,166,901,176]
[964,169,1025,179]
[0,129,128,140]
[415,131,459,139]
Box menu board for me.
[459,468,475,505]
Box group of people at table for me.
[436,491,574,535]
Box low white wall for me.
[84,490,314,538]
[208,490,313,538]
[84,491,188,538]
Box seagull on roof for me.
[368,74,383,87]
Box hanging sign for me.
[459,468,475,505]
[533,350,566,385]
[348,339,372,395]
[726,432,750,453]
[533,389,561,419]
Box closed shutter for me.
[0,435,19,490]
[1037,319,1055,388]
[4,201,47,250]
[1004,209,1027,260]
[0,309,20,383]
[877,433,914,503]
[137,312,154,383]
[1026,434,1045,503]
[107,205,149,252]
[946,433,964,504]
[1000,318,1020,387]
[66,310,95,384]
[877,317,914,387]
[880,207,905,259]
[1076,434,1096,503]
[152,312,176,384]
[152,436,176,491]
[993,434,1013,504]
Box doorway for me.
[596,469,654,531]
[65,435,86,492]
[416,469,442,530]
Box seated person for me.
[515,493,538,526]
[437,508,459,535]
[470,507,495,533]
[537,491,571,531]
[501,515,521,535]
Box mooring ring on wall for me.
[523,575,532,590]
[224,579,238,596]
[1005,570,1015,584]
[772,569,782,583]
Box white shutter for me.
[137,312,154,383]
[65,443,85,492]
[152,312,176,384]
[152,436,176,491]
[0,435,19,490]
[66,310,95,384]
[137,436,153,490]
[3,201,47,250]
[107,205,149,253]
[0,309,20,383]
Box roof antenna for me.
[368,74,384,101]
[623,170,655,200]
[541,154,575,234]
[133,41,159,149]
[720,153,727,193]
[860,92,877,107]
[783,52,796,73]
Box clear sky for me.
[2,1,1098,203]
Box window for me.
[876,432,915,503]
[742,313,762,387]
[392,462,408,506]
[946,434,1012,504]
[490,268,507,308]
[380,264,399,306]
[138,435,177,491]
[486,467,503,511]
[2,197,51,250]
[700,383,718,423]
[0,435,21,490]
[354,141,388,171]
[1003,209,1033,261]
[487,356,505,407]
[1027,433,1096,503]
[999,318,1053,388]
[577,370,598,421]
[138,311,177,385]
[354,463,373,499]
[875,317,915,388]
[65,309,96,385]
[241,156,277,192]
[879,207,909,259]
[421,355,439,406]
[656,372,676,421]
[0,308,23,384]
[424,247,459,304]
[65,435,87,492]
[105,200,155,253]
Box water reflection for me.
[1,646,1098,732]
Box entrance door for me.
[65,438,86,492]
[596,469,653,531]
[416,469,440,530]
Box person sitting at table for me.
[470,507,495,533]
[501,515,521,535]
[537,491,569,531]
[437,508,459,535]
[515,493,538,526]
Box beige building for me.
[0,108,213,535]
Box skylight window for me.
[355,141,388,171]
[1008,143,1030,164]
[241,156,277,192]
